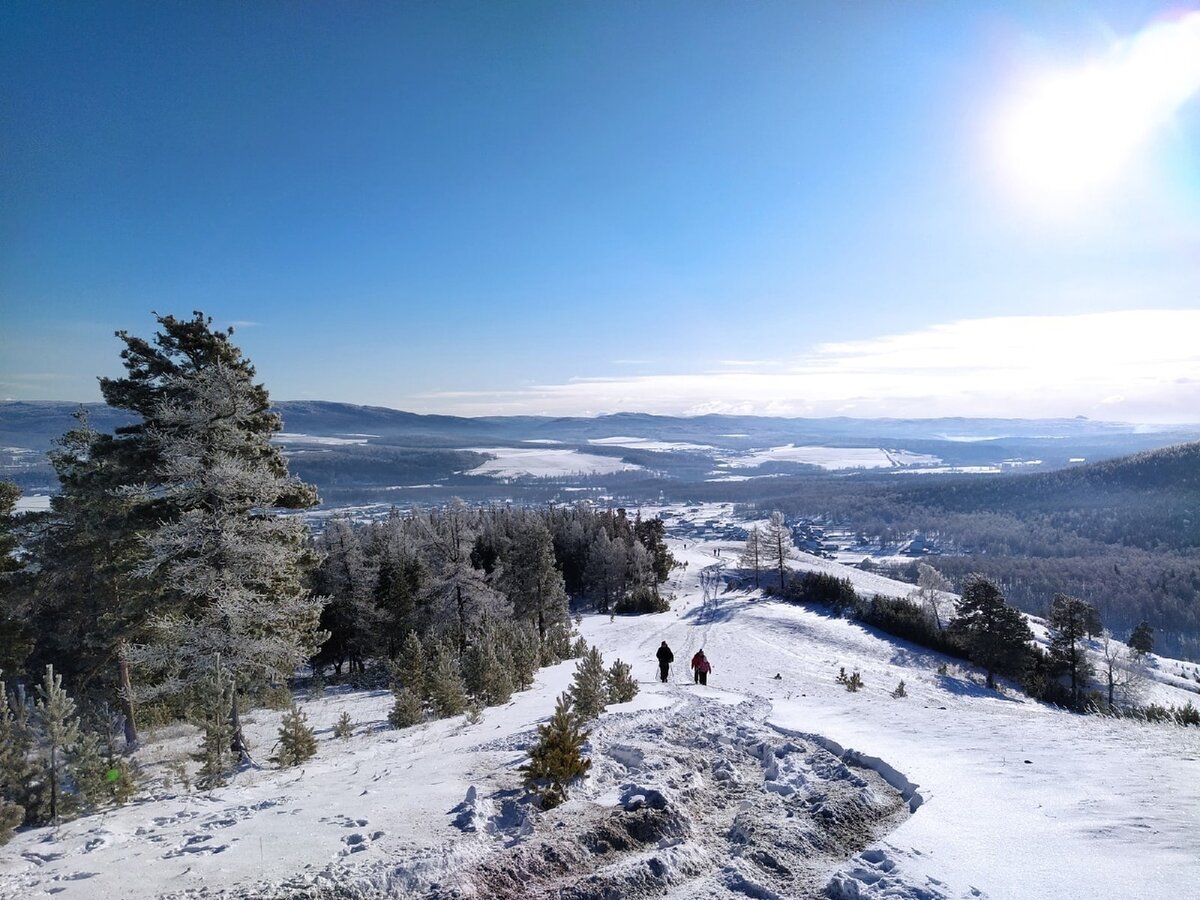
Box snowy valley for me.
[3,509,1197,900]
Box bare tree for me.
[762,512,794,592]
[909,562,952,630]
[1098,630,1147,711]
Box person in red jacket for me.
[691,649,712,686]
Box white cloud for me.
[402,310,1200,423]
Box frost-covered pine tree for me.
[584,530,627,612]
[463,630,514,707]
[388,686,424,728]
[739,525,762,589]
[194,660,236,788]
[0,680,38,831]
[520,692,591,810]
[394,631,426,697]
[34,665,81,824]
[762,512,794,592]
[273,704,317,768]
[128,362,327,751]
[498,518,569,646]
[426,641,468,719]
[568,647,608,721]
[312,517,379,676]
[606,659,638,704]
[501,621,540,691]
[420,501,509,648]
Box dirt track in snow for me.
[428,692,909,899]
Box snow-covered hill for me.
[3,518,1197,899]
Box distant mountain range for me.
[4,399,1200,503]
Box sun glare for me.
[993,12,1200,211]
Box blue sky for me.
[2,1,1199,421]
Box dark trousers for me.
[659,663,670,683]
[694,670,707,685]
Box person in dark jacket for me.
[656,641,674,683]
[691,649,712,686]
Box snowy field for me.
[463,447,643,478]
[722,445,941,471]
[2,514,1198,899]
[588,436,715,452]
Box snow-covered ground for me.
[722,445,941,471]
[463,447,643,478]
[588,436,715,451]
[3,522,1198,899]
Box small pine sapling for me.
[568,647,608,721]
[0,797,21,846]
[426,645,468,719]
[569,635,588,658]
[605,659,638,704]
[845,671,864,693]
[333,711,353,740]
[273,704,317,768]
[193,662,236,789]
[34,665,82,824]
[0,681,39,828]
[464,701,483,726]
[388,687,424,728]
[835,667,849,684]
[520,692,591,810]
[395,631,426,698]
[891,679,907,698]
[503,623,539,691]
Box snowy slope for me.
[2,522,1197,899]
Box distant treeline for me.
[751,444,1200,660]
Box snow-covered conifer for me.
[128,362,327,749]
[334,711,353,740]
[193,661,236,788]
[273,704,317,767]
[1047,593,1097,707]
[34,665,81,824]
[394,631,426,698]
[606,659,638,704]
[426,642,468,719]
[520,692,591,810]
[1127,621,1154,656]
[420,501,509,648]
[0,681,38,829]
[568,647,608,720]
[949,575,1033,689]
[501,622,539,691]
[388,687,424,728]
[499,518,569,644]
[463,630,514,707]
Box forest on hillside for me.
[756,450,1200,660]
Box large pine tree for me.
[1047,593,1097,708]
[127,360,326,751]
[949,575,1033,689]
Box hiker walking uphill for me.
[691,649,712,686]
[656,641,674,683]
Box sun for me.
[992,12,1200,211]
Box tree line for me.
[0,312,675,839]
